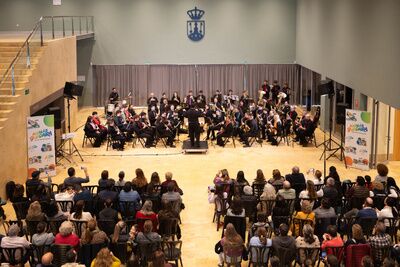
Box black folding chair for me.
[1,247,30,266]
[12,201,29,220]
[51,244,72,267]
[56,200,74,213]
[248,245,271,267]
[162,240,183,267]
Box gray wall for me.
[296,0,400,109]
[0,0,297,64]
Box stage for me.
[2,107,400,266]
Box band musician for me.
[238,113,258,147]
[216,116,234,147]
[206,109,225,140]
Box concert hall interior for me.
[0,0,399,266]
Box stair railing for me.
[0,15,94,95]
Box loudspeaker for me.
[48,106,62,129]
[64,82,83,97]
[336,103,348,125]
[320,94,331,132]
[318,80,334,96]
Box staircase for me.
[0,42,44,130]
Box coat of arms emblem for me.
[187,7,205,41]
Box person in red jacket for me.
[54,221,80,250]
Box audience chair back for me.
[70,219,88,238]
[319,246,344,266]
[381,217,399,243]
[82,185,98,196]
[345,244,371,267]
[274,246,294,267]
[258,199,275,216]
[137,241,162,266]
[79,242,108,267]
[248,245,271,266]
[26,220,48,240]
[291,218,314,237]
[371,245,391,266]
[295,247,320,267]
[162,240,183,267]
[357,217,378,239]
[142,194,162,213]
[97,219,117,237]
[48,218,67,235]
[51,244,72,267]
[314,216,337,240]
[1,247,30,265]
[119,201,139,220]
[30,244,52,266]
[222,216,247,242]
[159,217,179,240]
[252,182,266,200]
[56,200,74,213]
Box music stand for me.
[56,85,84,164]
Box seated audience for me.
[69,200,93,221]
[26,200,46,221]
[355,197,377,222]
[98,170,110,189]
[98,180,118,202]
[374,163,389,184]
[312,170,324,185]
[115,171,126,187]
[161,171,183,195]
[91,247,121,267]
[235,170,249,187]
[313,198,336,219]
[227,197,245,217]
[272,223,296,265]
[268,169,284,186]
[253,169,267,185]
[369,221,392,264]
[81,219,109,245]
[153,250,174,267]
[344,224,366,246]
[132,168,148,195]
[45,200,68,221]
[285,166,306,197]
[249,227,272,264]
[31,184,51,202]
[147,172,161,195]
[361,255,374,267]
[292,200,315,236]
[158,200,181,239]
[386,177,400,198]
[11,184,29,203]
[376,197,398,226]
[73,185,92,202]
[346,176,370,200]
[322,178,339,205]
[32,221,55,246]
[277,181,296,200]
[213,169,233,194]
[1,224,31,261]
[26,170,52,194]
[218,223,244,267]
[55,184,75,201]
[135,220,162,244]
[295,224,320,265]
[37,252,55,267]
[63,167,90,187]
[119,182,141,208]
[271,195,290,228]
[99,198,119,222]
[326,254,339,267]
[161,183,182,214]
[208,184,228,212]
[54,221,80,249]
[299,180,323,207]
[321,225,344,255]
[136,200,158,231]
[61,249,85,267]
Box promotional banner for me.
[344,109,371,171]
[27,115,56,177]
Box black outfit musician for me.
[295,114,315,146]
[239,114,259,147]
[282,83,290,102]
[109,88,119,104]
[147,93,158,112]
[206,110,224,140]
[171,92,181,107]
[184,91,195,108]
[216,118,234,147]
[261,80,270,98]
[212,90,223,104]
[155,116,176,148]
[271,81,280,104]
[107,120,126,150]
[84,116,106,147]
[131,115,154,148]
[183,106,203,147]
[148,107,158,126]
[196,91,206,108]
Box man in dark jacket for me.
[272,223,296,265]
[285,166,306,197]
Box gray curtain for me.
[93,64,301,106]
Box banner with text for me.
[344,109,371,171]
[27,115,56,177]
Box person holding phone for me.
[63,167,90,187]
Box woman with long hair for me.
[91,247,121,267]
[299,180,322,207]
[227,197,245,217]
[292,200,315,237]
[153,250,174,267]
[249,227,272,264]
[208,184,228,213]
[254,169,266,184]
[81,219,109,245]
[386,177,400,198]
[268,169,284,186]
[345,224,366,246]
[257,183,277,214]
[235,171,249,185]
[135,200,158,231]
[147,172,161,195]
[26,201,46,221]
[132,168,148,195]
[295,224,320,264]
[69,200,93,221]
[218,223,244,267]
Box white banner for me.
[27,115,56,177]
[344,109,371,171]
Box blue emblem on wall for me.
[187,7,205,41]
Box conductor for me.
[183,104,203,147]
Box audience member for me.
[73,185,92,202]
[115,171,126,187]
[361,255,374,267]
[135,220,162,244]
[147,172,161,195]
[161,183,182,214]
[64,167,90,186]
[61,249,85,267]
[32,221,55,246]
[344,224,366,246]
[98,170,110,189]
[26,200,46,221]
[253,169,266,184]
[45,200,68,221]
[271,223,296,265]
[285,166,306,197]
[98,180,118,202]
[90,248,121,267]
[313,198,336,219]
[375,163,389,184]
[153,250,174,267]
[132,168,148,195]
[292,200,315,236]
[271,195,290,228]
[54,221,80,249]
[161,171,183,195]
[37,252,55,267]
[99,198,119,222]
[1,224,31,259]
[69,200,93,221]
[249,227,272,264]
[346,176,369,199]
[295,224,320,265]
[355,197,377,222]
[136,200,158,231]
[11,184,29,203]
[81,219,109,245]
[299,180,323,207]
[369,221,392,264]
[218,223,244,267]
[321,225,344,256]
[326,254,339,267]
[386,177,400,198]
[227,197,245,217]
[277,181,296,199]
[55,184,75,201]
[268,169,284,186]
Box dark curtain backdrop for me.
[93,64,300,106]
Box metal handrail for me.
[0,15,94,95]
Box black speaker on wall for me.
[318,80,334,96]
[336,103,348,125]
[48,106,62,129]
